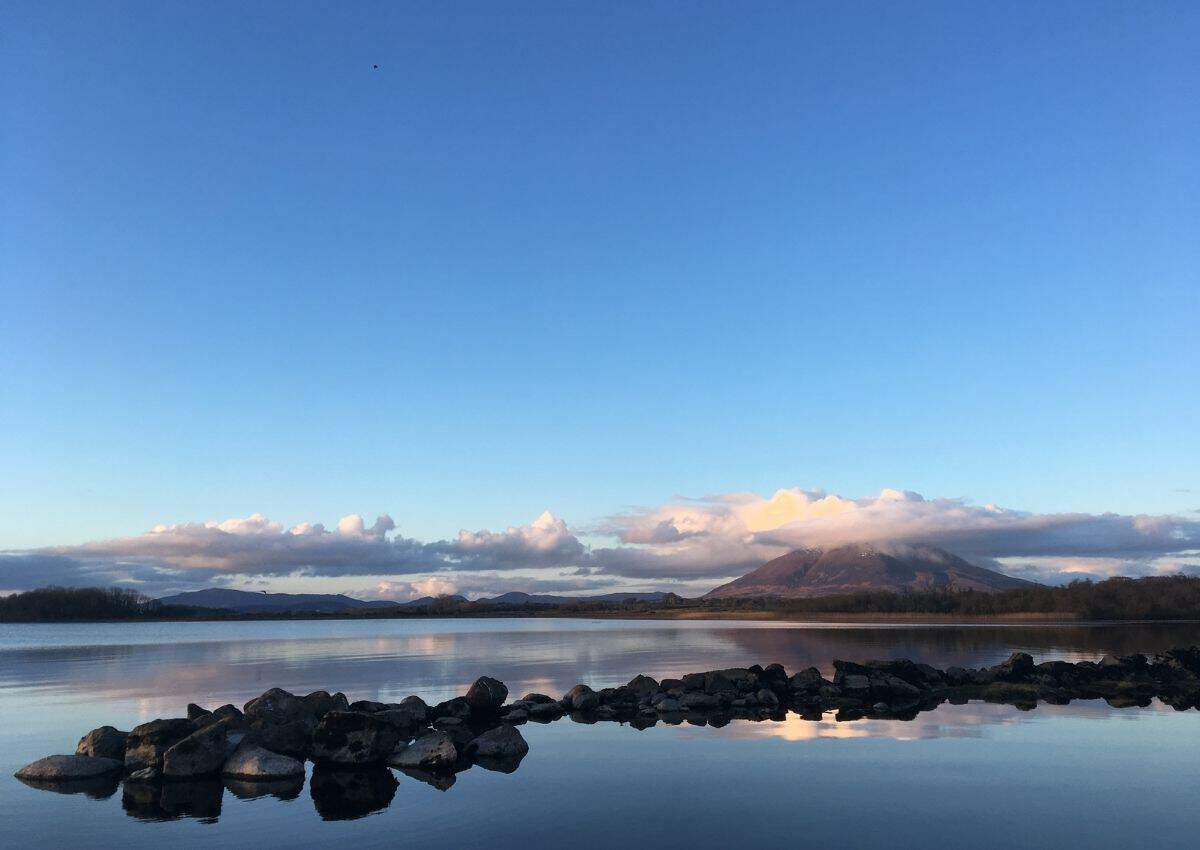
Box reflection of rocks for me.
[17,645,1200,819]
[396,765,457,790]
[309,765,397,820]
[223,775,304,801]
[122,777,223,822]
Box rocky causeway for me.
[16,645,1200,814]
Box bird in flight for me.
[373,64,380,70]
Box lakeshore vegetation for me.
[3,576,1200,623]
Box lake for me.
[3,617,1199,848]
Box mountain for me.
[156,589,671,613]
[704,543,1035,599]
[157,588,398,614]
[480,591,672,606]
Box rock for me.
[128,767,158,782]
[186,703,209,720]
[75,726,127,760]
[502,708,529,722]
[311,711,401,765]
[348,700,390,713]
[248,717,314,759]
[625,675,660,699]
[244,688,314,726]
[15,754,123,781]
[398,695,428,720]
[655,697,682,712]
[431,696,473,721]
[755,688,780,708]
[705,668,759,695]
[125,718,197,770]
[374,706,424,735]
[389,731,458,770]
[162,723,228,778]
[466,724,528,759]
[528,702,563,720]
[564,684,599,712]
[680,692,720,710]
[990,652,1035,682]
[222,743,305,780]
[465,676,509,714]
[522,692,556,704]
[302,691,346,718]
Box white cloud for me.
[4,487,1199,594]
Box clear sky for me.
[2,3,1197,597]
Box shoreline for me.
[5,610,1200,626]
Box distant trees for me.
[722,575,1200,620]
[2,576,1199,622]
[0,586,167,622]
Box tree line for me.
[3,575,1200,622]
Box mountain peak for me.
[704,542,1034,599]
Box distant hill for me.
[157,588,398,614]
[705,543,1035,599]
[157,588,672,613]
[482,591,671,606]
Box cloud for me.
[4,487,1200,594]
[593,488,1200,579]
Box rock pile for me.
[16,646,1200,816]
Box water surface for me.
[2,618,1198,848]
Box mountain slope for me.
[704,543,1034,599]
[157,588,396,613]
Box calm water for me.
[2,617,1199,848]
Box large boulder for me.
[75,726,127,760]
[247,717,315,759]
[564,684,599,712]
[374,705,425,736]
[625,675,661,700]
[465,676,509,715]
[990,652,1036,682]
[466,724,528,759]
[389,731,458,770]
[302,691,348,718]
[125,718,197,770]
[431,696,473,721]
[222,743,305,780]
[311,711,401,764]
[15,754,123,782]
[162,723,228,778]
[244,688,314,726]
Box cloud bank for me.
[1,487,1197,596]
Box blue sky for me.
[2,3,1197,596]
